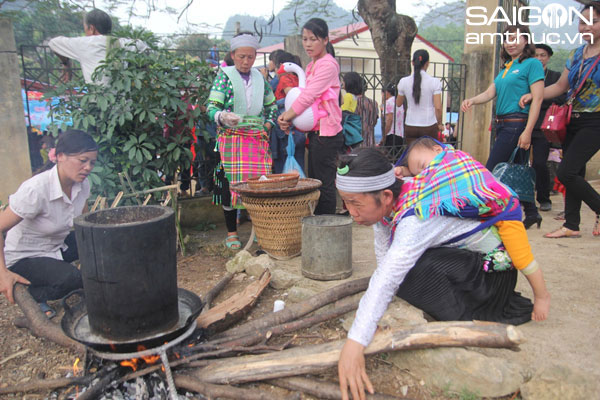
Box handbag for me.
[282,132,306,178]
[341,111,363,147]
[491,147,536,203]
[541,51,600,144]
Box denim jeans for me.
[487,113,538,218]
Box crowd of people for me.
[3,5,600,400]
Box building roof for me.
[258,21,455,63]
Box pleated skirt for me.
[397,247,533,325]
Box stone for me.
[520,364,599,400]
[225,250,252,274]
[341,297,426,332]
[269,269,302,290]
[287,286,317,303]
[245,254,275,277]
[389,347,524,398]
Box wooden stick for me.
[197,271,271,333]
[0,349,30,365]
[110,191,123,208]
[142,193,152,205]
[203,297,359,351]
[201,272,234,313]
[269,376,408,400]
[243,226,256,251]
[192,321,525,384]
[216,277,369,340]
[99,197,107,210]
[76,367,119,400]
[0,376,93,395]
[174,374,286,400]
[162,190,172,206]
[121,184,179,198]
[13,284,85,354]
[123,171,141,205]
[90,195,102,212]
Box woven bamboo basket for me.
[241,190,320,259]
[247,173,299,190]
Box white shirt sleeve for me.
[347,215,479,347]
[48,36,84,61]
[373,222,391,266]
[432,76,442,95]
[8,183,42,220]
[397,78,406,97]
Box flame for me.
[120,359,139,371]
[137,345,160,364]
[73,357,81,375]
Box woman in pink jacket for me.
[278,18,343,214]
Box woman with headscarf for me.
[206,32,278,249]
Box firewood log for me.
[192,321,524,385]
[13,284,85,354]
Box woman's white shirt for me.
[397,70,442,127]
[347,215,479,347]
[4,166,90,267]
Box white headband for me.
[336,168,396,193]
[230,34,260,51]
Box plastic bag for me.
[283,133,306,178]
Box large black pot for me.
[74,205,178,340]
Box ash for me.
[75,372,193,400]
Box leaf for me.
[173,147,181,161]
[167,142,177,151]
[139,133,148,142]
[142,148,152,160]
[139,110,146,122]
[136,150,143,163]
[128,147,137,160]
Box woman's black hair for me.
[500,24,536,64]
[293,55,302,68]
[384,82,397,97]
[343,72,364,96]
[269,49,285,63]
[223,52,234,66]
[276,51,297,68]
[338,148,403,201]
[411,49,429,105]
[85,9,112,35]
[302,18,335,57]
[35,129,98,175]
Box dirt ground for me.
[1,182,599,399]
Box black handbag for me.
[491,147,536,203]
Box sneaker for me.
[539,202,552,212]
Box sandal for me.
[38,302,56,319]
[225,234,241,249]
[594,214,600,237]
[543,226,581,239]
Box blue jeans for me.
[486,113,538,218]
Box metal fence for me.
[20,46,467,167]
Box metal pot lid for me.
[61,288,203,353]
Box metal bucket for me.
[301,215,353,280]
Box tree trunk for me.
[358,0,417,85]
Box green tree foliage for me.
[6,1,85,48]
[546,48,571,73]
[417,23,464,64]
[46,28,215,200]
